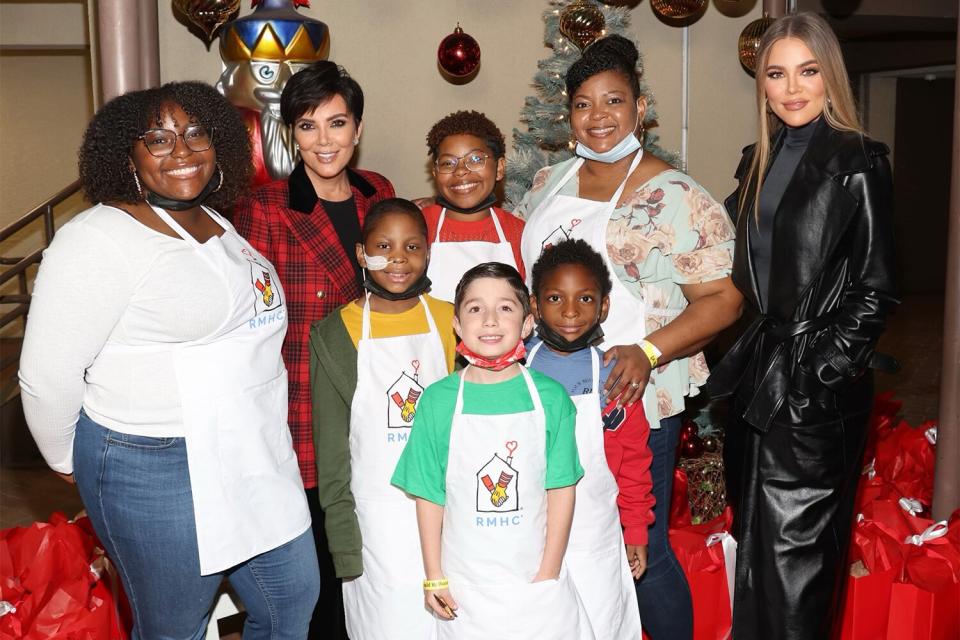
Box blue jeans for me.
[73,411,320,640]
[634,415,693,640]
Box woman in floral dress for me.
[514,35,742,640]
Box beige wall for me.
[157,1,761,202]
[0,0,92,228]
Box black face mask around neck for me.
[145,169,221,212]
[362,270,433,302]
[435,191,497,215]
[536,319,605,353]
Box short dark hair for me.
[78,81,251,208]
[426,110,506,160]
[531,239,612,300]
[565,35,641,102]
[453,262,531,317]
[362,198,428,242]
[280,61,364,126]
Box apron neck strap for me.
[526,341,600,394]
[455,365,543,416]
[436,208,506,243]
[150,204,224,248]
[548,150,644,209]
[608,149,645,209]
[361,294,436,340]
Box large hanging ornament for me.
[650,0,707,22]
[437,24,481,79]
[559,0,606,51]
[173,0,241,42]
[738,14,776,74]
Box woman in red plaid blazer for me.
[234,61,394,639]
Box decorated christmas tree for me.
[504,0,679,209]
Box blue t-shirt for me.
[525,336,614,405]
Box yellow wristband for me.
[423,578,449,591]
[639,339,661,368]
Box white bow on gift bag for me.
[904,520,949,546]
[706,531,739,640]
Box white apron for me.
[526,343,642,640]
[151,206,310,575]
[426,208,518,303]
[343,295,447,640]
[438,366,594,640]
[520,152,660,425]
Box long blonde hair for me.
[740,12,863,221]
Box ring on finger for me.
[630,381,641,388]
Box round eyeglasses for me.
[435,150,489,174]
[138,125,213,157]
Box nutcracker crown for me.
[220,0,328,63]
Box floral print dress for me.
[515,159,735,422]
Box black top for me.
[751,118,817,310]
[322,196,362,282]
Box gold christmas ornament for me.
[559,1,606,51]
[174,0,240,41]
[738,14,776,73]
[650,0,707,21]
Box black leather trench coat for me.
[710,119,898,640]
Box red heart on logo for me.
[570,219,581,227]
[505,440,518,455]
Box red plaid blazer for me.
[234,163,395,488]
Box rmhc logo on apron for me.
[242,247,283,316]
[475,440,520,513]
[386,359,424,428]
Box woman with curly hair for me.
[514,35,743,640]
[19,81,320,638]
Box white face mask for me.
[574,109,642,164]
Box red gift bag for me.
[873,420,936,508]
[666,508,736,640]
[838,562,898,640]
[886,581,960,640]
[885,521,960,640]
[0,513,129,639]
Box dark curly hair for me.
[565,35,641,102]
[454,262,531,318]
[426,110,506,160]
[362,198,427,242]
[531,239,613,300]
[78,81,251,209]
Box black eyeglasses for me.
[435,150,489,174]
[138,125,213,157]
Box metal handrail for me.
[0,180,82,335]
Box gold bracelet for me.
[423,578,449,591]
[639,339,661,368]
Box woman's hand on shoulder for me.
[602,345,651,407]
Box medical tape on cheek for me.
[363,253,390,271]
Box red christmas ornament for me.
[680,420,698,440]
[680,436,704,459]
[437,24,481,78]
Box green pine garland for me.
[504,0,680,209]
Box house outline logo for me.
[386,359,423,429]
[476,440,519,513]
[540,218,581,254]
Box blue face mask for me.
[574,110,643,163]
[575,132,641,163]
